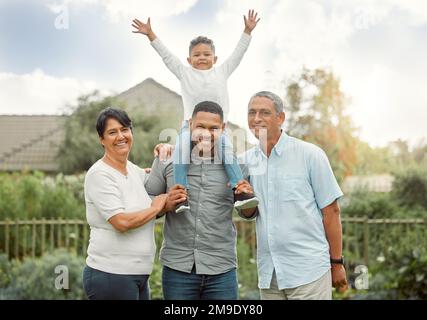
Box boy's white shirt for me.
[150,33,252,122]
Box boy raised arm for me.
[132,17,184,80]
[221,9,260,77]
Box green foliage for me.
[392,167,427,211]
[0,249,86,300]
[57,92,181,174]
[236,232,259,299]
[382,247,427,299]
[149,222,165,300]
[285,68,358,182]
[0,172,85,220]
[342,191,399,219]
[353,142,395,175]
[353,139,427,176]
[0,254,12,289]
[342,247,427,300]
[342,168,427,219]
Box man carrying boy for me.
[132,10,260,213]
[145,101,258,300]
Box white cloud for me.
[46,0,199,22]
[390,0,427,26]
[211,0,427,146]
[0,69,103,114]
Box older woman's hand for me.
[151,194,169,211]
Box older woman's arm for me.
[108,194,168,233]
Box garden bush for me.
[392,168,427,211]
[0,172,85,221]
[342,190,399,218]
[0,249,86,300]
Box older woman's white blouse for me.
[84,159,155,275]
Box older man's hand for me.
[332,264,348,293]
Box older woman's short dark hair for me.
[192,101,224,122]
[96,107,132,137]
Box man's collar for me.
[255,130,288,157]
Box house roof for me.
[0,115,66,172]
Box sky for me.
[0,0,426,147]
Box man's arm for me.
[322,200,348,292]
[221,10,260,77]
[132,17,183,79]
[108,194,168,232]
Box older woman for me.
[82,107,170,300]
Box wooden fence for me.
[1,217,426,267]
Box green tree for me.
[392,167,427,211]
[352,142,394,175]
[285,68,359,182]
[57,92,181,173]
[57,92,118,174]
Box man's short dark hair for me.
[189,36,215,55]
[96,107,132,137]
[192,101,224,121]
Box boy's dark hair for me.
[96,107,132,137]
[189,36,215,55]
[192,101,224,121]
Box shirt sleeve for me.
[150,38,184,80]
[85,171,125,221]
[144,158,167,197]
[136,165,150,185]
[308,147,344,210]
[220,32,251,77]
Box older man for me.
[145,100,257,300]
[241,91,348,300]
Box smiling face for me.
[248,96,285,140]
[189,111,225,156]
[187,43,218,70]
[100,118,133,159]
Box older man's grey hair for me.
[248,91,284,115]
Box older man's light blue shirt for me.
[240,131,343,289]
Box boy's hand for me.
[244,9,260,35]
[132,17,156,41]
